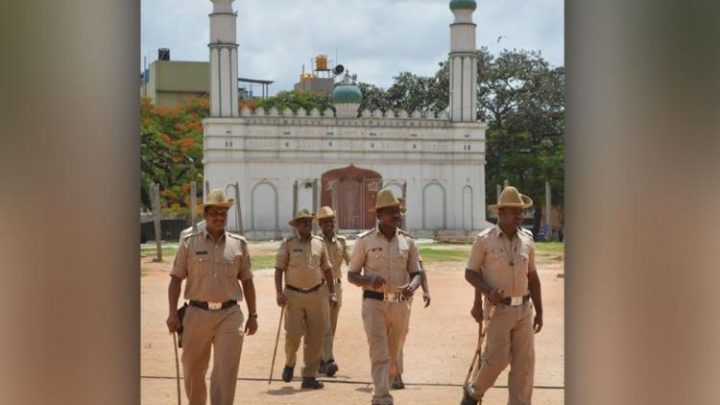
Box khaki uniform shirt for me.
[348,227,421,292]
[171,229,252,302]
[320,233,350,279]
[276,234,332,289]
[466,225,537,297]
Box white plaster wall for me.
[203,116,491,238]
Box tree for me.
[140,97,207,214]
[255,90,333,114]
[477,48,565,234]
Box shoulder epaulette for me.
[357,229,374,239]
[398,229,414,239]
[519,227,533,237]
[182,231,202,241]
[283,234,298,242]
[226,232,247,242]
[311,234,324,241]
[476,227,494,239]
[336,234,347,241]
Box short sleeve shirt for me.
[276,234,332,289]
[171,229,252,302]
[348,227,421,292]
[466,225,535,297]
[321,233,350,279]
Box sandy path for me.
[141,242,564,404]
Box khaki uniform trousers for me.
[469,302,535,405]
[362,297,411,405]
[284,288,326,377]
[321,282,343,361]
[393,296,413,376]
[181,305,245,405]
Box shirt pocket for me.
[392,248,409,269]
[190,255,211,278]
[221,253,241,279]
[487,247,506,263]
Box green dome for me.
[332,84,363,104]
[449,0,477,11]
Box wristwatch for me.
[248,313,258,319]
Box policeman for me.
[275,209,338,389]
[166,189,258,405]
[460,186,544,405]
[348,188,423,405]
[315,206,350,377]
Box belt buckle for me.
[510,296,523,306]
[208,302,222,310]
[385,292,403,303]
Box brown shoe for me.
[391,374,405,389]
[460,387,479,405]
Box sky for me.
[141,0,563,96]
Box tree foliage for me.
[254,90,333,113]
[140,97,207,215]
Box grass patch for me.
[141,267,149,277]
[140,244,178,258]
[252,254,277,270]
[419,247,469,263]
[535,242,564,255]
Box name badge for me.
[195,250,208,255]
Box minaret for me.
[448,0,478,122]
[209,0,239,117]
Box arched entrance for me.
[321,165,382,230]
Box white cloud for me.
[142,0,563,94]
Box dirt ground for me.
[141,242,564,404]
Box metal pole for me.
[312,179,319,232]
[152,183,163,262]
[292,180,298,217]
[401,181,407,229]
[190,181,198,233]
[331,181,339,232]
[235,182,243,233]
[545,181,552,241]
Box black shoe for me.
[391,374,405,390]
[281,365,294,383]
[318,360,327,374]
[301,377,324,389]
[460,387,479,405]
[325,360,339,377]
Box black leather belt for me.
[285,283,323,293]
[363,290,385,301]
[499,295,531,306]
[189,300,237,310]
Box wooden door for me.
[321,165,382,230]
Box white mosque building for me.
[202,0,491,239]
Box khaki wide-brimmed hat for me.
[288,208,316,227]
[489,186,533,212]
[371,188,407,214]
[196,188,234,214]
[315,206,336,222]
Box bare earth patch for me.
[141,242,564,404]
